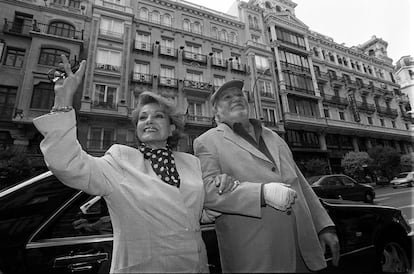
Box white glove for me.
[263,182,297,211]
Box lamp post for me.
[251,68,270,119]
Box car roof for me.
[0,171,53,198]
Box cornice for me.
[147,0,244,28]
[264,14,308,33]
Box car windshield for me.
[307,175,323,185]
[396,173,409,178]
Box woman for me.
[33,55,237,273]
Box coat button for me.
[286,210,291,215]
[271,167,276,172]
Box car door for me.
[318,176,342,199]
[25,193,113,274]
[339,176,361,201]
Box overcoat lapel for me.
[218,123,273,165]
[261,128,281,174]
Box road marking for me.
[375,189,414,198]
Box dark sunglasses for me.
[47,62,80,83]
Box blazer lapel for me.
[218,123,273,164]
[261,128,281,174]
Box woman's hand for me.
[214,174,240,195]
[53,55,86,108]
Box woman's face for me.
[136,103,175,149]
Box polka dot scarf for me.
[139,143,181,188]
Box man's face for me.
[215,87,249,124]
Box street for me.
[374,185,414,229]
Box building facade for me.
[394,55,414,119]
[0,0,412,172]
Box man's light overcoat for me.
[194,123,334,272]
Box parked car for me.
[0,172,411,273]
[307,174,376,203]
[390,172,414,188]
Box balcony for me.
[94,0,133,13]
[376,106,398,119]
[182,51,207,64]
[95,63,121,73]
[183,80,213,97]
[99,28,123,39]
[343,77,357,91]
[92,100,116,110]
[260,91,275,99]
[159,77,178,88]
[159,46,177,58]
[356,101,376,114]
[134,41,153,54]
[280,61,311,74]
[230,62,247,73]
[3,19,84,40]
[322,94,349,106]
[186,114,213,126]
[131,72,153,85]
[286,85,315,96]
[314,71,330,83]
[211,58,227,69]
[329,74,344,87]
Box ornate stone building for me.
[0,0,412,172]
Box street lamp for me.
[251,68,270,119]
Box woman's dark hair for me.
[131,92,184,149]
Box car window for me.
[341,176,355,186]
[33,194,113,241]
[0,176,77,244]
[396,173,409,178]
[323,177,341,187]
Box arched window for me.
[276,5,282,12]
[183,19,191,32]
[313,47,319,57]
[151,11,160,24]
[193,21,201,34]
[248,15,253,27]
[162,13,172,26]
[368,49,375,56]
[229,32,238,44]
[139,8,149,20]
[220,29,227,41]
[253,17,259,28]
[211,27,218,39]
[48,21,75,38]
[265,1,272,9]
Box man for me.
[194,79,339,273]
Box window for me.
[68,0,81,8]
[220,30,227,41]
[339,111,345,121]
[251,34,260,43]
[53,0,65,4]
[38,48,69,66]
[0,86,17,120]
[323,108,330,118]
[151,11,160,24]
[100,17,123,37]
[183,19,191,31]
[392,120,396,128]
[4,48,25,68]
[139,8,149,20]
[96,49,121,71]
[188,101,203,118]
[160,66,176,86]
[186,70,203,82]
[185,44,201,54]
[162,14,172,26]
[211,27,218,39]
[135,32,151,51]
[288,96,318,117]
[367,116,373,125]
[213,75,225,88]
[313,47,319,57]
[380,119,385,127]
[89,127,115,150]
[47,21,75,38]
[255,55,269,70]
[93,84,117,109]
[405,123,409,130]
[283,71,314,94]
[229,32,238,44]
[160,38,174,56]
[275,27,306,49]
[10,12,33,34]
[30,82,54,110]
[133,62,149,80]
[193,22,201,34]
[258,80,273,97]
[262,108,276,125]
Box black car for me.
[308,174,376,203]
[0,172,411,273]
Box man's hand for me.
[263,182,297,211]
[214,174,240,195]
[319,228,340,267]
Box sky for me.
[186,0,413,65]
